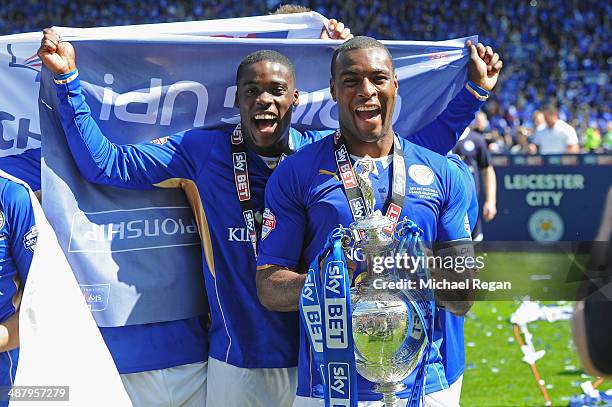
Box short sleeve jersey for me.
[258,134,471,399]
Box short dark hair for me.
[236,50,296,85]
[330,36,394,78]
[543,102,558,114]
[272,4,312,14]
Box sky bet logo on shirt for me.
[261,208,276,240]
[23,225,38,252]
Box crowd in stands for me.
[1,0,610,153]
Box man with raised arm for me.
[256,36,502,406]
[37,27,351,407]
[38,28,497,406]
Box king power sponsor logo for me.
[69,206,199,253]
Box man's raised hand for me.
[320,19,353,40]
[37,28,76,75]
[466,40,503,92]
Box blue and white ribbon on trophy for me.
[395,220,436,407]
[299,220,436,406]
[300,227,358,407]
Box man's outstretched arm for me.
[37,28,203,190]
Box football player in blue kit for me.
[36,22,352,407]
[435,153,480,406]
[38,27,498,407]
[256,36,502,407]
[0,174,37,407]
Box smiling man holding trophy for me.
[256,36,501,406]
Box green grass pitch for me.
[460,251,610,406]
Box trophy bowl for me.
[350,275,428,403]
[351,296,426,384]
[347,211,429,406]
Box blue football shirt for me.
[0,148,41,192]
[258,134,472,400]
[55,75,322,370]
[0,176,36,398]
[55,73,481,373]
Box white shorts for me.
[424,375,463,407]
[206,357,297,407]
[293,375,463,407]
[120,361,207,407]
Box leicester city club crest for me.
[528,209,564,242]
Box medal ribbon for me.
[332,131,406,233]
[230,124,292,258]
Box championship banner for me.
[28,14,472,328]
[0,170,131,407]
[0,11,329,158]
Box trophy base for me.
[374,382,406,407]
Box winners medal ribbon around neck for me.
[332,130,406,234]
[230,124,291,258]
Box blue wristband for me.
[466,80,490,98]
[54,69,77,80]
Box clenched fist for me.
[37,28,76,75]
[320,19,353,40]
[466,40,503,92]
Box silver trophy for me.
[345,161,429,406]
